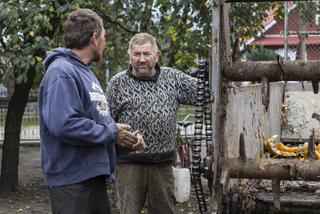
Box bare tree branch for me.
[93,9,136,34]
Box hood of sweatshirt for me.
[43,47,92,72]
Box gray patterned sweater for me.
[106,65,198,163]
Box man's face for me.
[130,42,160,77]
[92,28,106,62]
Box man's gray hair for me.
[128,33,159,55]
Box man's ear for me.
[155,50,161,62]
[90,32,98,46]
[129,54,133,64]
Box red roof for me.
[251,2,320,47]
[254,35,320,46]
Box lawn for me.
[0,115,39,127]
[0,105,195,128]
[177,105,195,122]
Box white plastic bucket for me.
[173,167,191,203]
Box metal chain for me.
[192,59,210,213]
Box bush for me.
[245,46,278,61]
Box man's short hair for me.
[128,33,159,55]
[64,8,103,49]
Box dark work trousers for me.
[49,175,112,214]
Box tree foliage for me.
[91,0,212,76]
[230,2,283,60]
[1,1,284,84]
[0,1,80,85]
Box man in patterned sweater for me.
[106,33,198,214]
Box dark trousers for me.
[49,176,112,214]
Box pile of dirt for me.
[0,146,217,213]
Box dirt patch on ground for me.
[0,146,216,213]
[0,146,51,214]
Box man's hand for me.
[131,131,145,151]
[116,124,138,148]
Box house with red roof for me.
[252,3,320,60]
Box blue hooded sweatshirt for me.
[39,48,118,187]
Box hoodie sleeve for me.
[41,74,118,146]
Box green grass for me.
[21,116,39,127]
[177,105,195,122]
[0,105,195,128]
[0,116,39,127]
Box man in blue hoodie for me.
[38,8,144,214]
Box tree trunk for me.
[140,1,153,33]
[0,66,35,192]
[226,60,320,81]
[221,157,320,181]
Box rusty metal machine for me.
[209,0,320,213]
